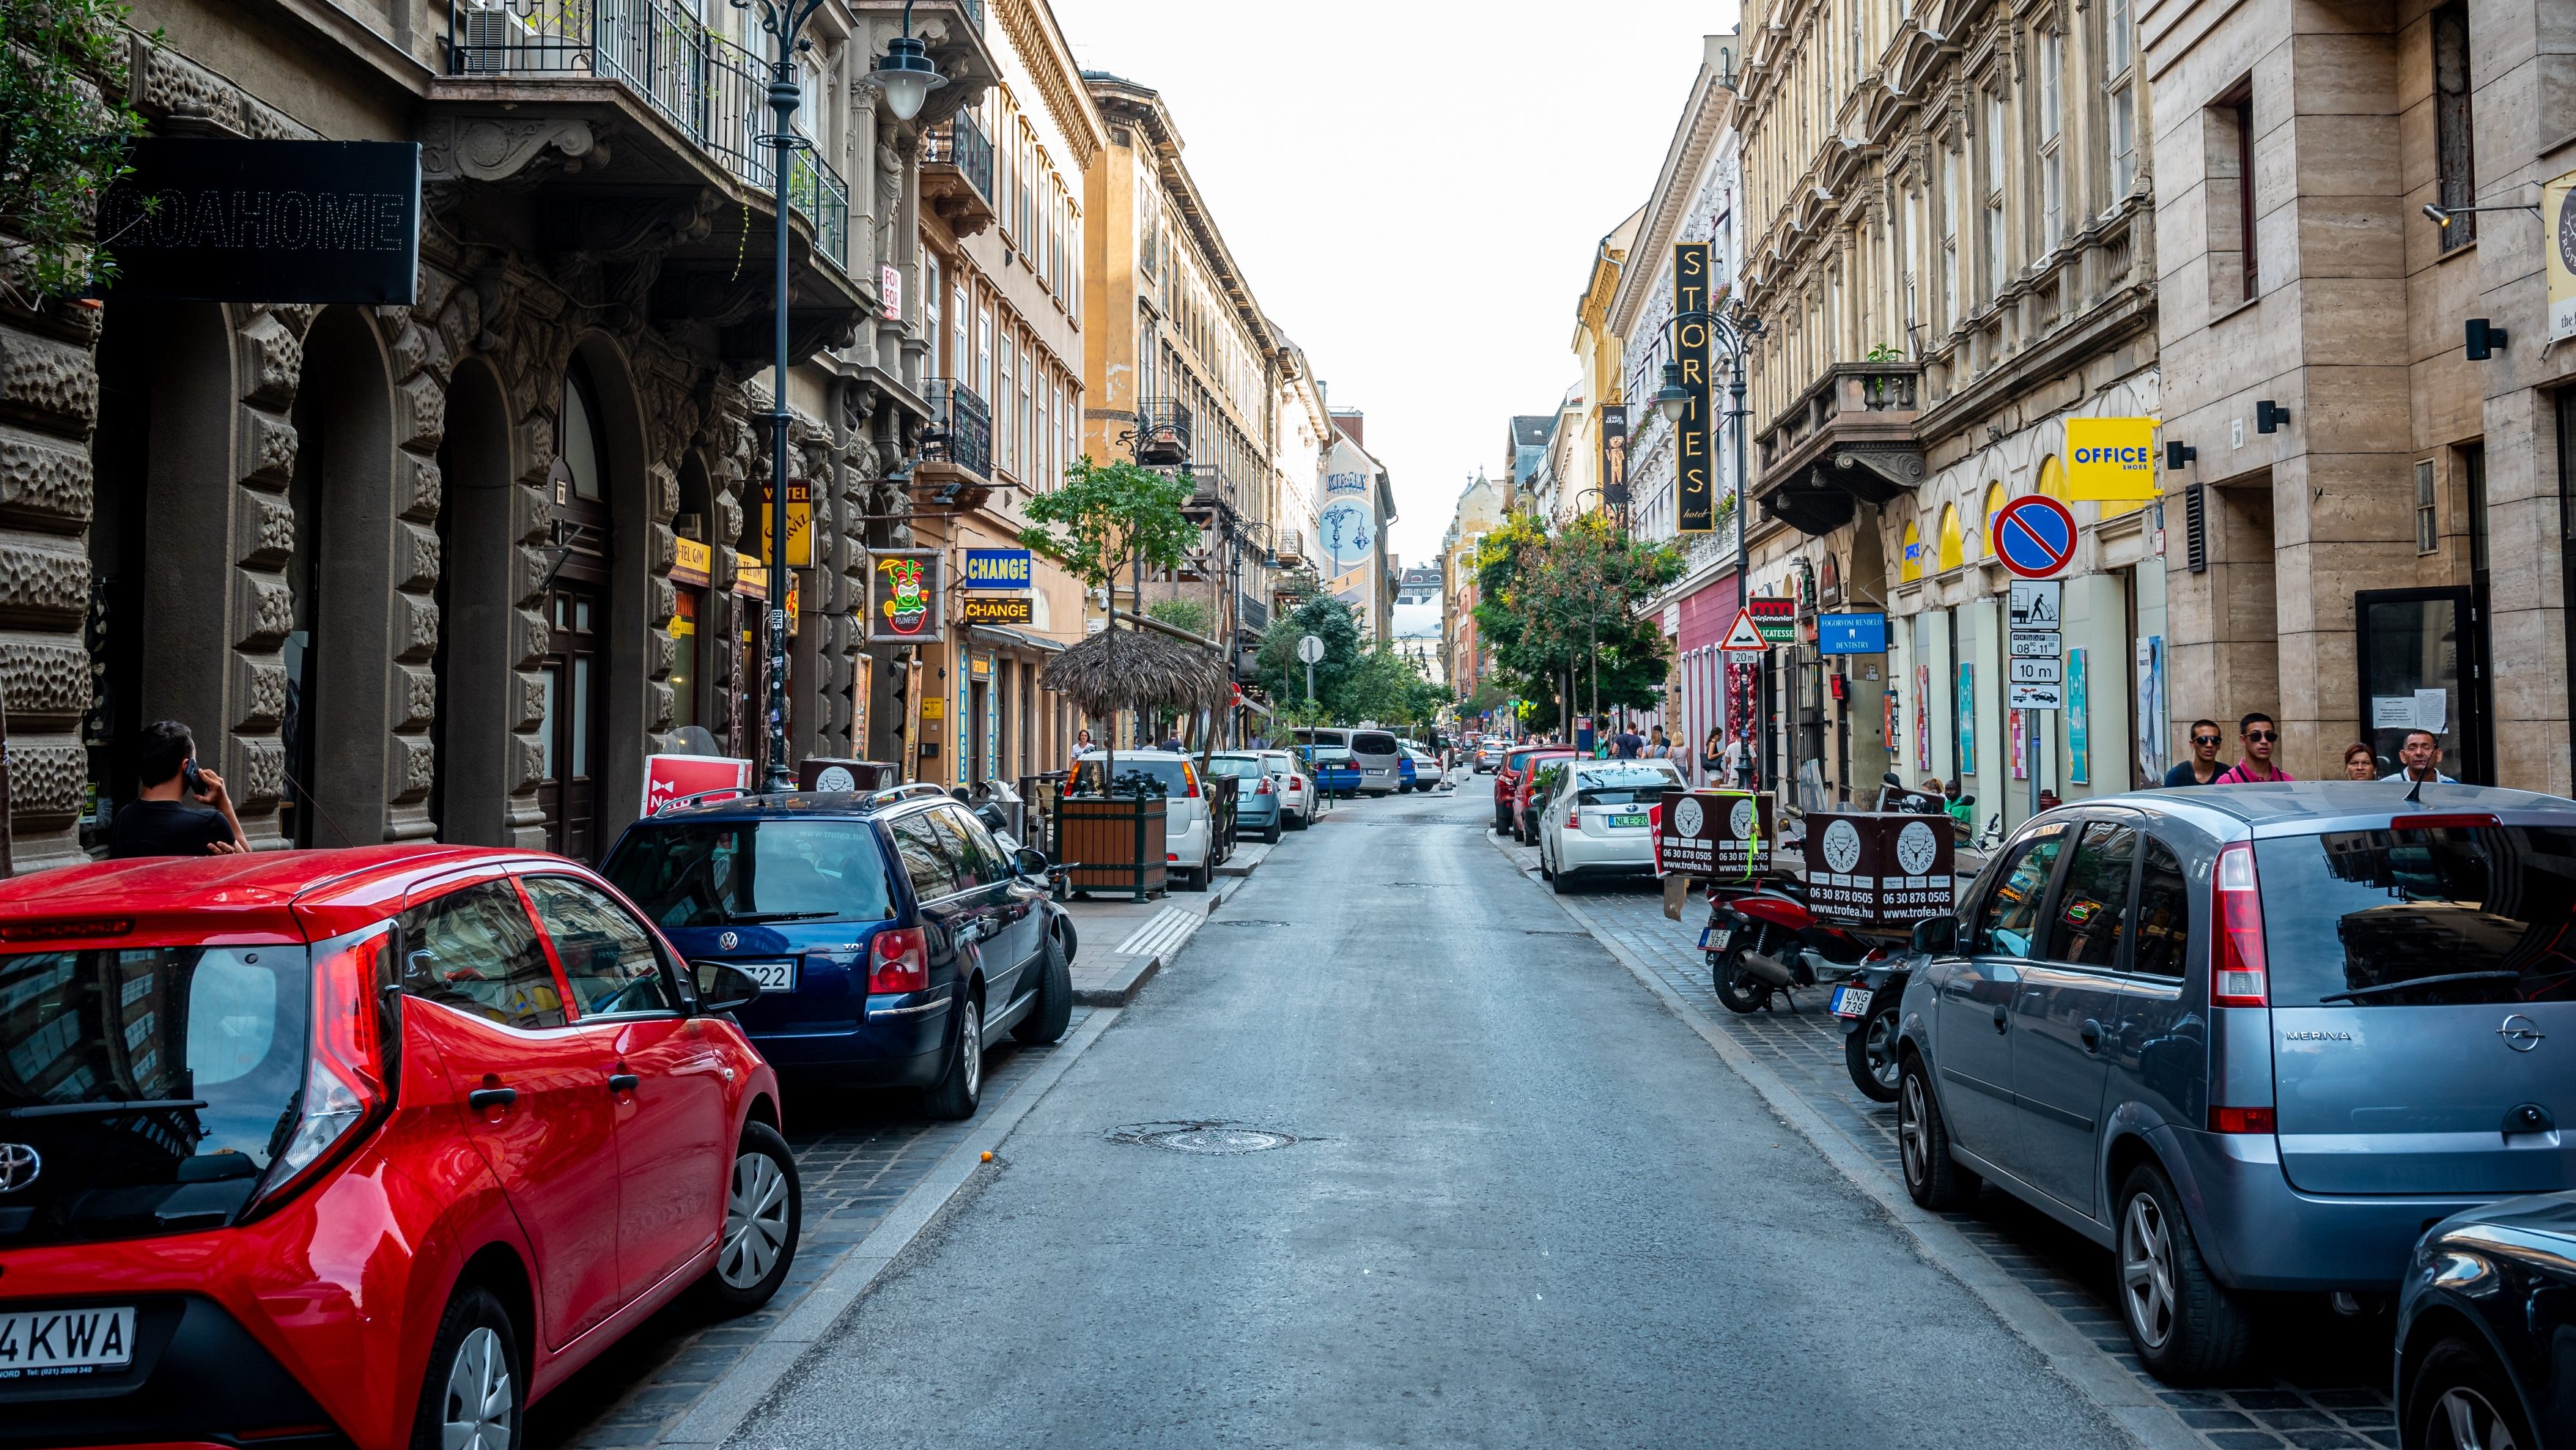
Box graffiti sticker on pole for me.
[1992,495,2078,580]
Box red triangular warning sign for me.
[1720,607,1769,654]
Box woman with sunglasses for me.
[2214,712,2295,783]
[2161,719,2227,787]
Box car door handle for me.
[468,1087,517,1111]
[607,1073,640,1093]
[1993,1004,2010,1032]
[2079,1019,2104,1052]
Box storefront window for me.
[671,589,699,731]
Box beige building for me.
[2146,0,2576,789]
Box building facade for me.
[1392,565,1444,684]
[12,0,1007,873]
[1321,410,1398,641]
[1442,470,1507,709]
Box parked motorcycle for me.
[1703,881,1882,1014]
[1831,956,1911,1101]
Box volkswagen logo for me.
[2499,1014,2546,1052]
[718,931,739,951]
[0,1143,39,1194]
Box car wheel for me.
[2115,1161,2251,1383]
[2407,1336,2536,1450]
[1013,927,1074,1045]
[1537,837,1554,881]
[1845,1002,1902,1103]
[922,994,983,1120]
[1898,1053,1981,1210]
[410,1286,520,1450]
[1550,852,1571,895]
[701,1121,800,1312]
[1264,821,1281,843]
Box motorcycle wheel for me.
[1710,927,1769,1015]
[1844,1002,1902,1103]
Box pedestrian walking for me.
[1700,726,1724,783]
[2381,728,2457,784]
[2213,712,2295,783]
[1645,725,1670,761]
[1723,730,1750,788]
[2162,720,2226,786]
[2341,741,2377,780]
[109,720,248,859]
[1614,725,1643,759]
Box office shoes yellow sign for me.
[2064,418,2160,502]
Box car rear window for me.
[1575,765,1682,805]
[2255,824,2576,1005]
[1071,759,1195,796]
[605,819,897,928]
[1204,756,1263,780]
[0,942,310,1241]
[1351,732,1399,756]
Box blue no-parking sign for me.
[1992,495,2078,579]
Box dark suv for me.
[601,787,1074,1120]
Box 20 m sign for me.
[1673,242,1716,533]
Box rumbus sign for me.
[1673,242,1716,533]
[2064,418,2160,502]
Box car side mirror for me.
[1013,846,1049,878]
[1911,914,1960,956]
[695,961,763,1014]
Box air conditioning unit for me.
[1277,528,1304,563]
[459,1,531,75]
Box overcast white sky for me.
[1049,0,1743,569]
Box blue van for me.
[600,787,1074,1120]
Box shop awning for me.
[969,624,1069,654]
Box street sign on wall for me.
[962,548,1033,588]
[961,595,1034,624]
[98,139,421,303]
[1993,495,2078,580]
[1817,612,1887,655]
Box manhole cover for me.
[1107,1120,1302,1155]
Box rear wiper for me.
[720,910,839,923]
[2317,971,2520,1004]
[5,1098,207,1120]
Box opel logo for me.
[2499,1014,2546,1052]
[718,931,739,951]
[0,1143,39,1193]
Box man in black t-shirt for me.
[108,721,248,859]
[2161,719,2226,788]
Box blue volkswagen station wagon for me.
[1894,782,2576,1384]
[601,786,1074,1120]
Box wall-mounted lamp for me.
[2255,399,2289,434]
[2166,440,2197,470]
[2465,318,2506,360]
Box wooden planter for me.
[1057,794,1168,900]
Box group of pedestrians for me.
[2160,711,2456,787]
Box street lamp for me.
[739,0,942,792]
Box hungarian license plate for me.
[0,1306,136,1377]
[739,959,798,992]
[1699,925,1732,951]
[1831,985,1873,1019]
[1610,813,1650,829]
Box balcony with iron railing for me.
[446,0,849,267]
[1749,360,1927,537]
[920,111,995,237]
[1132,399,1193,466]
[921,377,993,483]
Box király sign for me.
[1658,790,1774,878]
[98,139,421,304]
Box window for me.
[888,812,960,900]
[524,876,674,1017]
[2038,32,2064,248]
[2103,0,2136,202]
[930,804,1005,887]
[2235,93,2258,296]
[996,331,1015,476]
[2416,459,2439,553]
[924,259,941,359]
[2129,840,2190,978]
[1941,148,1960,325]
[2255,824,2576,1005]
[399,881,567,1029]
[2432,3,2476,251]
[602,819,897,928]
[2041,821,2136,967]
[1973,824,2068,957]
[976,305,994,404]
[950,285,967,383]
[1983,93,2007,300]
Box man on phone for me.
[109,721,248,859]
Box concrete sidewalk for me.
[1060,836,1277,1005]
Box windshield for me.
[0,942,310,1243]
[2256,824,2576,1005]
[605,819,897,928]
[1576,766,1680,805]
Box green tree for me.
[1018,455,1198,589]
[1,1,153,305]
[1472,512,1681,726]
[1329,644,1447,729]
[1255,592,1362,707]
[1145,596,1212,637]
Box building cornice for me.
[996,0,1106,169]
[1606,49,1738,340]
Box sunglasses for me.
[2191,734,2222,746]
[2245,730,2278,742]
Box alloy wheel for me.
[719,1150,791,1290]
[440,1325,513,1450]
[1898,1072,1930,1185]
[2121,1192,2178,1350]
[1863,1013,1901,1091]
[2431,1386,2520,1450]
[959,1001,983,1100]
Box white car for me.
[1252,748,1313,828]
[1072,750,1214,890]
[1535,758,1686,895]
[1403,744,1442,791]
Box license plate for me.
[1699,926,1732,951]
[1610,813,1649,828]
[0,1306,136,1377]
[1831,985,1873,1019]
[739,958,798,992]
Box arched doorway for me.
[534,359,613,859]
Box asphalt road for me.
[729,780,2134,1449]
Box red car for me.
[0,846,797,1450]
[1507,748,1579,843]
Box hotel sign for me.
[1673,242,1716,532]
[98,139,421,303]
[1601,404,1629,507]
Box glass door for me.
[537,585,605,859]
[2355,587,2485,784]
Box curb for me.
[1490,832,2199,1450]
[1067,873,1243,1007]
[652,1005,1121,1449]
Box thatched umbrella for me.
[1042,625,1230,794]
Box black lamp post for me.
[737,0,942,792]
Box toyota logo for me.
[0,1143,39,1193]
[2499,1014,2546,1052]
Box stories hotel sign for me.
[98,139,421,304]
[1673,243,1715,533]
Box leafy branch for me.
[1,1,155,307]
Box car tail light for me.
[2211,840,2268,1007]
[1183,765,1201,799]
[868,927,929,994]
[1256,778,1274,795]
[1292,775,1305,789]
[253,925,396,1212]
[2208,1106,2276,1133]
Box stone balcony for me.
[1752,361,1925,536]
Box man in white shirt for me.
[1720,731,1746,788]
[2381,728,2457,784]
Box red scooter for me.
[1702,877,1884,1014]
